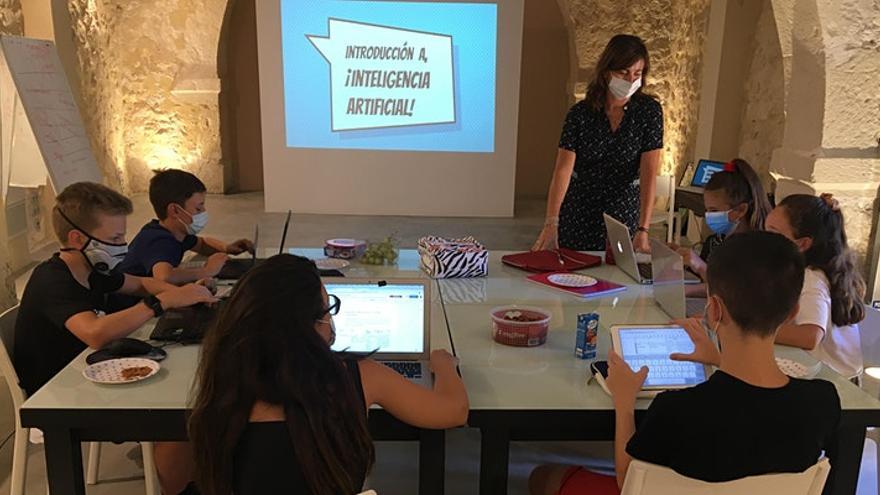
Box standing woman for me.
[533,34,664,253]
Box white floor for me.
[2,192,878,494]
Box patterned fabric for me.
[418,236,488,278]
[557,93,664,250]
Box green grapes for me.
[361,236,398,265]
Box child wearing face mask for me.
[116,169,254,287]
[13,182,216,397]
[673,159,771,291]
[767,193,866,379]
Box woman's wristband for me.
[545,216,559,227]
[635,226,649,234]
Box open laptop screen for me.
[617,327,706,387]
[691,159,726,187]
[326,282,426,354]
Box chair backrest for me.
[859,304,880,368]
[0,306,26,412]
[621,458,830,495]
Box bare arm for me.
[192,236,226,256]
[152,257,227,285]
[360,351,468,429]
[614,409,637,489]
[775,323,824,351]
[544,149,577,220]
[637,149,662,230]
[117,274,176,297]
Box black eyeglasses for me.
[322,294,341,316]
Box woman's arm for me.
[533,149,576,251]
[634,149,662,252]
[360,350,468,429]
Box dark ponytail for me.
[704,158,772,231]
[779,194,866,326]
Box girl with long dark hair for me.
[767,193,866,378]
[533,34,664,253]
[158,254,468,494]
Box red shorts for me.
[558,467,620,495]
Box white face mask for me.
[609,76,642,100]
[178,206,209,236]
[83,239,128,272]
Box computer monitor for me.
[691,159,727,187]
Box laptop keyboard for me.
[637,263,653,279]
[383,361,423,379]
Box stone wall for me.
[559,0,711,178]
[0,0,22,311]
[737,1,785,189]
[67,0,229,193]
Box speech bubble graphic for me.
[307,18,455,132]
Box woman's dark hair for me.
[585,34,651,111]
[779,194,866,326]
[704,158,772,231]
[189,254,374,495]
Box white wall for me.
[255,0,524,217]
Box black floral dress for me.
[557,93,664,250]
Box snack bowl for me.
[490,306,551,347]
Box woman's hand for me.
[633,230,651,253]
[670,318,721,367]
[532,224,559,252]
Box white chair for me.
[0,306,158,495]
[621,458,830,495]
[650,174,678,243]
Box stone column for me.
[769,0,880,278]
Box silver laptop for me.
[650,238,704,319]
[604,213,654,284]
[323,278,433,388]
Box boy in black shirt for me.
[14,182,217,396]
[530,231,840,494]
[117,169,253,284]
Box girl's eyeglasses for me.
[322,294,341,316]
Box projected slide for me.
[281,0,498,152]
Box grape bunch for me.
[361,236,399,265]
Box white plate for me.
[547,273,598,288]
[83,358,160,385]
[776,357,812,378]
[315,258,351,271]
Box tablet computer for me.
[609,324,708,390]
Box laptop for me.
[603,214,701,286]
[216,210,291,280]
[610,324,708,390]
[650,239,705,319]
[150,300,227,343]
[323,278,433,388]
[689,159,726,189]
[604,213,654,284]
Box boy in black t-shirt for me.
[14,182,217,396]
[117,169,253,285]
[530,231,841,494]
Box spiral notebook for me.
[527,272,627,298]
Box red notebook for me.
[502,249,602,273]
[527,272,627,298]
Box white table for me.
[21,248,452,495]
[20,248,880,495]
[438,252,880,495]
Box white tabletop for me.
[21,248,880,416]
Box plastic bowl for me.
[490,306,551,347]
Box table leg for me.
[479,426,510,495]
[823,424,866,495]
[419,429,445,495]
[43,427,85,495]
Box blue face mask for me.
[705,210,737,236]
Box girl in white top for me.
[766,193,866,378]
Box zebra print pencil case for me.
[418,236,488,279]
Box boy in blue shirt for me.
[117,169,253,284]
